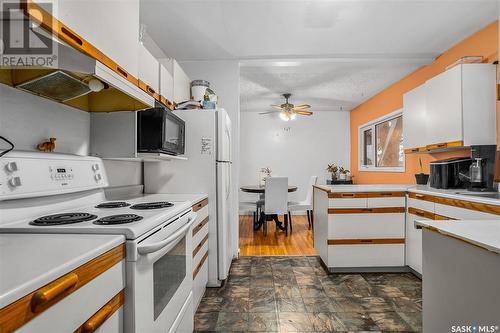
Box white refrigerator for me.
[144,109,234,287]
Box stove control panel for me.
[0,152,108,201]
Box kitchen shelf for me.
[102,154,187,162]
[137,153,188,161]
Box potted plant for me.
[415,158,429,185]
[339,167,350,180]
[326,164,338,182]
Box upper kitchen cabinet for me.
[45,0,140,79]
[173,60,191,103]
[160,63,174,103]
[425,64,496,149]
[138,44,160,99]
[403,83,427,152]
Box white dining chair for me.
[288,175,318,229]
[260,177,290,235]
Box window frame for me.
[358,109,405,173]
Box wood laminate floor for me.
[195,256,423,332]
[239,214,316,256]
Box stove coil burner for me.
[94,214,143,225]
[95,202,131,208]
[130,201,174,210]
[31,213,97,226]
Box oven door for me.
[128,211,196,333]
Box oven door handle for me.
[137,212,197,255]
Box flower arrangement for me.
[260,167,272,185]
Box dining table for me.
[240,185,298,232]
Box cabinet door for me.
[173,60,191,103]
[138,44,160,94]
[425,65,463,145]
[50,0,139,77]
[160,64,174,102]
[403,84,427,150]
[406,212,426,274]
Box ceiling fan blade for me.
[293,104,311,110]
[295,110,313,116]
[259,110,281,115]
[270,104,283,110]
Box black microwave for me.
[137,106,185,155]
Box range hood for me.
[0,40,154,112]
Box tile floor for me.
[194,256,422,332]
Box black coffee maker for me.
[459,145,497,191]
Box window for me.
[359,110,404,172]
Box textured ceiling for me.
[140,0,498,112]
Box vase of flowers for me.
[260,167,272,186]
[339,167,350,180]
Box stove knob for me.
[94,174,102,182]
[92,163,100,171]
[8,177,21,187]
[5,162,18,173]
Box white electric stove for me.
[0,151,196,333]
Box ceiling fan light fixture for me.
[279,111,290,121]
[289,112,297,120]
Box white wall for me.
[239,111,350,210]
[0,84,90,155]
[179,60,241,256]
[0,84,142,187]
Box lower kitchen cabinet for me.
[190,198,209,310]
[314,187,406,272]
[406,191,500,276]
[1,244,125,333]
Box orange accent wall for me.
[350,21,498,184]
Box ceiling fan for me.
[259,93,313,121]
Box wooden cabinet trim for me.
[408,207,435,219]
[328,207,405,214]
[192,198,209,212]
[0,244,125,333]
[193,251,209,279]
[328,192,405,199]
[328,238,405,245]
[74,290,124,333]
[404,140,465,154]
[434,214,457,220]
[408,192,436,203]
[192,216,209,237]
[313,185,331,193]
[433,196,500,216]
[193,234,209,258]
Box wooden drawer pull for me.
[116,66,128,78]
[379,192,393,196]
[415,194,424,199]
[81,304,113,333]
[360,239,373,243]
[31,273,79,313]
[147,86,156,94]
[340,193,355,198]
[60,27,83,46]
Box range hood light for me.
[88,78,105,92]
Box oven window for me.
[153,236,186,320]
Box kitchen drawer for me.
[193,257,208,311]
[193,239,209,269]
[169,292,193,333]
[434,203,499,220]
[192,206,208,228]
[192,216,209,251]
[17,261,125,333]
[92,305,123,333]
[328,213,405,239]
[192,198,209,214]
[327,244,405,268]
[367,196,405,208]
[408,195,435,212]
[328,198,367,208]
